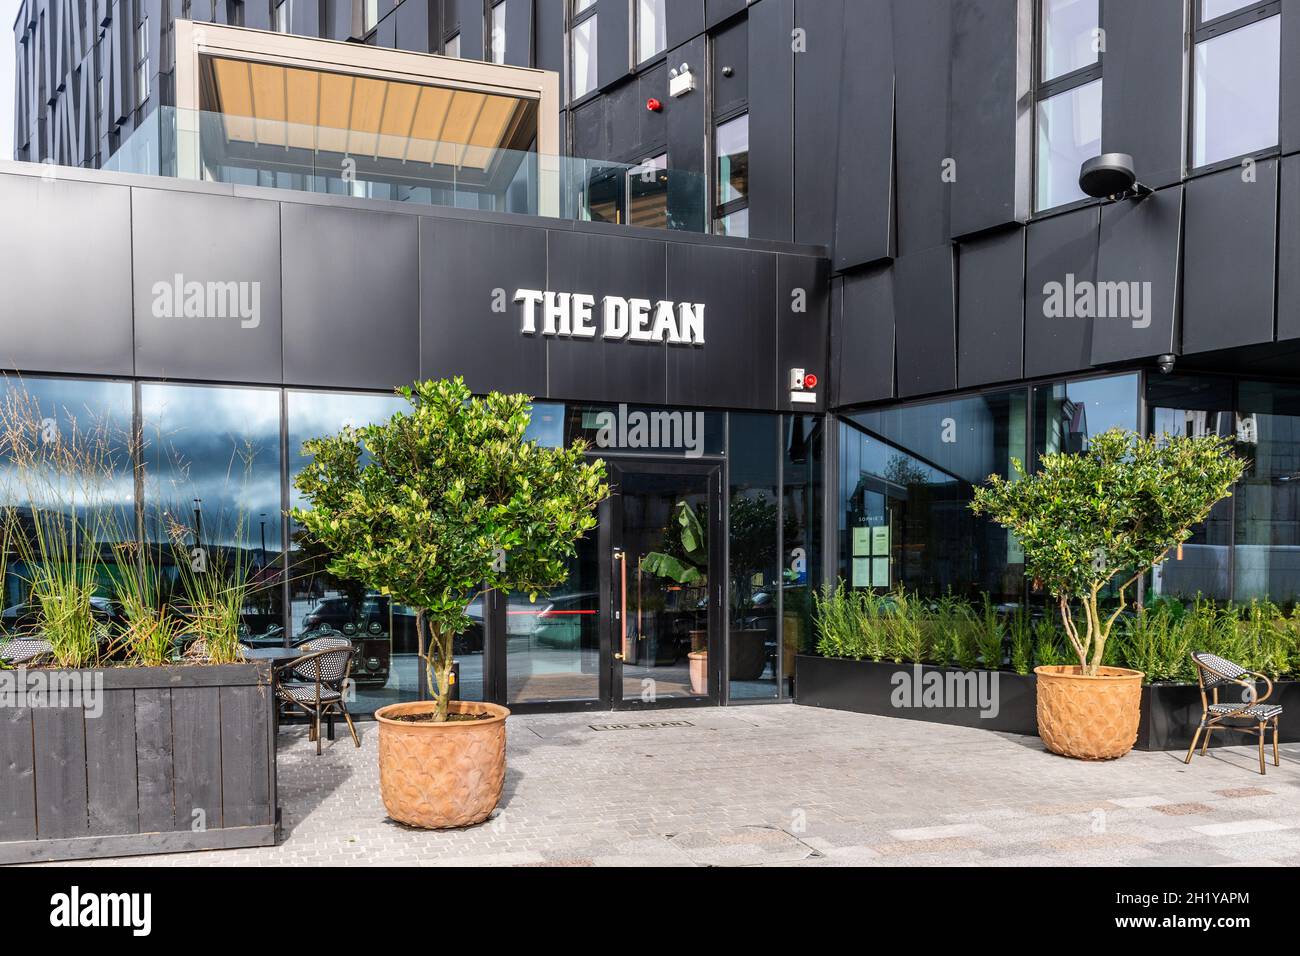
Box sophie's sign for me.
[514,289,705,345]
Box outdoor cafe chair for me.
[275,643,360,756]
[1185,652,1282,775]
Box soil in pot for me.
[375,699,510,828]
[1035,664,1144,760]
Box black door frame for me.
[605,458,725,711]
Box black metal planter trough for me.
[795,654,1300,753]
[0,662,278,864]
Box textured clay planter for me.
[374,700,510,829]
[1035,665,1144,760]
[688,650,708,695]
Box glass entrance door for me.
[611,461,722,707]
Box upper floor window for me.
[1192,0,1280,169]
[444,32,461,58]
[714,112,749,237]
[489,1,506,64]
[136,19,150,107]
[1034,0,1102,211]
[363,0,378,34]
[637,0,666,63]
[571,3,597,101]
[274,0,290,33]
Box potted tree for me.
[293,378,607,828]
[970,428,1244,760]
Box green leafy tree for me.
[292,379,608,721]
[969,428,1245,676]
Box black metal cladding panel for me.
[327,0,354,40]
[536,0,565,74]
[544,230,668,405]
[1090,185,1183,365]
[949,0,1024,239]
[596,0,630,90]
[1280,155,1300,341]
[1023,205,1099,378]
[457,0,484,58]
[1101,0,1185,189]
[666,35,707,230]
[831,0,894,272]
[571,98,607,159]
[777,253,830,412]
[1283,0,1300,155]
[664,242,779,410]
[834,266,896,406]
[395,0,432,52]
[289,0,324,38]
[419,216,547,396]
[605,80,645,159]
[377,10,397,49]
[705,0,746,29]
[0,174,133,377]
[281,203,419,390]
[666,0,705,51]
[747,0,794,243]
[793,0,843,249]
[243,0,270,31]
[894,245,956,397]
[957,227,1025,388]
[711,14,748,118]
[636,65,669,153]
[891,0,952,256]
[504,0,532,67]
[1182,160,1278,355]
[130,188,284,383]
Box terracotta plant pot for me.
[688,650,708,695]
[374,699,510,829]
[1034,665,1144,760]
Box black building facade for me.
[8,0,1300,712]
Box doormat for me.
[588,720,695,732]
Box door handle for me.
[614,652,625,661]
[613,549,628,662]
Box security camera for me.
[1079,153,1152,201]
[1156,353,1176,375]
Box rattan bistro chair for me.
[0,638,52,665]
[1185,652,1283,775]
[275,643,360,755]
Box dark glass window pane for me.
[1032,373,1138,463]
[729,413,780,700]
[716,113,749,206]
[1041,0,1099,82]
[1036,78,1102,210]
[1233,381,1300,603]
[783,415,823,698]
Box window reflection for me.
[1036,77,1102,210]
[783,415,823,697]
[1033,374,1138,461]
[1193,15,1280,167]
[729,413,780,700]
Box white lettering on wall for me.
[514,289,705,345]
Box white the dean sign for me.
[514,289,705,345]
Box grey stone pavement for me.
[36,704,1300,866]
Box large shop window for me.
[840,389,1029,604]
[0,377,135,623]
[139,383,285,648]
[1192,1,1280,169]
[1034,0,1102,211]
[1032,373,1138,462]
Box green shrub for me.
[1009,606,1033,675]
[1033,616,1069,668]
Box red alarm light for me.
[646,97,663,112]
[803,373,818,389]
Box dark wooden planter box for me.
[796,654,1300,754]
[0,663,277,864]
[794,654,1038,736]
[1136,680,1300,752]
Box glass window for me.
[571,16,597,100]
[841,389,1029,604]
[444,32,460,58]
[363,0,378,33]
[1033,374,1139,462]
[1232,381,1300,604]
[573,0,596,13]
[140,384,285,648]
[1203,0,1258,21]
[637,0,667,63]
[136,20,150,106]
[285,390,439,711]
[714,113,749,236]
[1146,375,1235,602]
[1040,0,1100,82]
[782,415,823,698]
[1036,78,1102,211]
[0,377,135,633]
[490,1,506,64]
[729,414,781,701]
[274,0,289,33]
[1193,15,1280,168]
